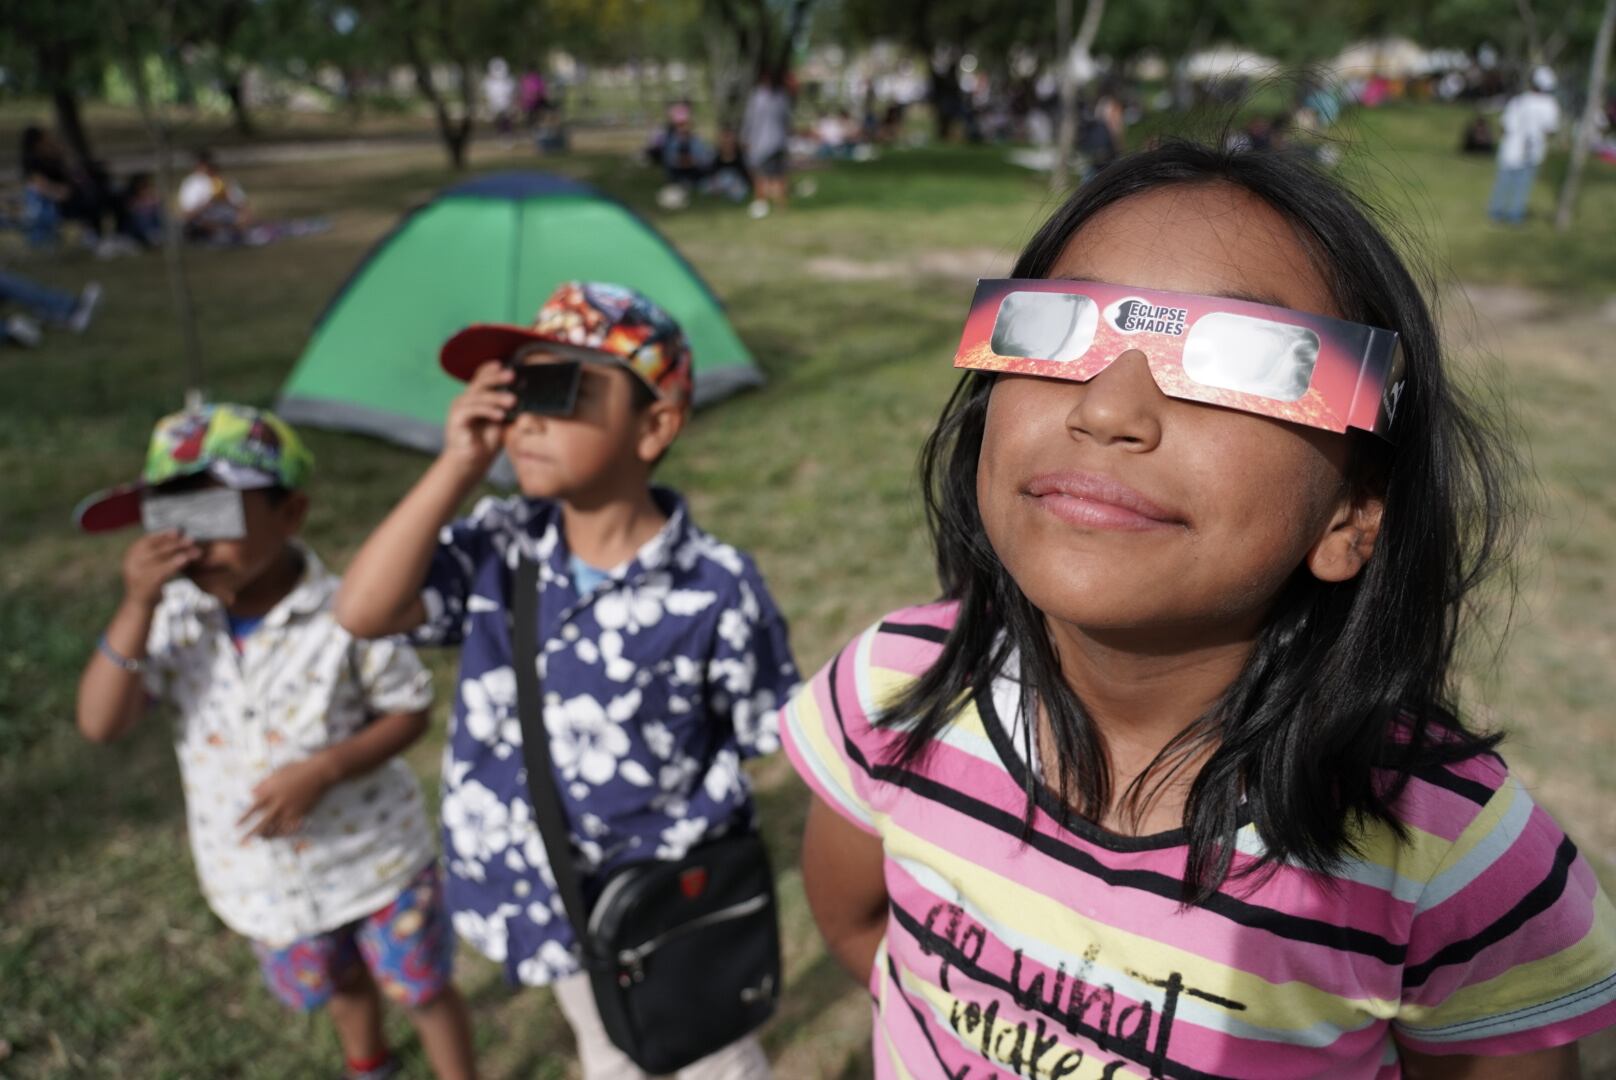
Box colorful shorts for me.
[251,863,453,1012]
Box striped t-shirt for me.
[781,602,1616,1079]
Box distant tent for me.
[277,171,761,455]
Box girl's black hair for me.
[885,139,1517,903]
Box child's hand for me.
[122,530,200,608]
[441,361,515,474]
[238,756,338,841]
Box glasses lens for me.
[990,291,1099,363]
[141,488,247,541]
[1182,313,1319,402]
[512,360,582,416]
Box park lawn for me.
[1,101,1613,1076]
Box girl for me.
[780,141,1616,1079]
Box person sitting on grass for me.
[336,282,801,1079]
[73,404,478,1080]
[0,270,100,347]
[702,127,754,203]
[116,171,166,250]
[178,149,252,244]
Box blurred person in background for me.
[1489,66,1560,224]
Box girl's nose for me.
[1064,350,1164,452]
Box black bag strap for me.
[511,556,594,943]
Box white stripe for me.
[1397,972,1616,1042]
[888,853,1373,1051]
[784,702,876,829]
[1416,776,1534,914]
[1232,829,1427,906]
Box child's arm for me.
[242,636,434,840]
[801,793,889,983]
[1397,1044,1579,1079]
[336,361,515,638]
[238,708,429,840]
[76,531,199,743]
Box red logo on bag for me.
[679,868,709,900]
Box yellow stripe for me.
[1433,774,1518,872]
[1345,810,1458,886]
[1398,885,1616,1030]
[883,818,1398,1036]
[867,662,918,716]
[903,974,1149,1078]
[786,688,870,821]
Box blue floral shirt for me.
[413,487,800,986]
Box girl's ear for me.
[637,397,688,464]
[1306,488,1385,583]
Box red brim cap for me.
[74,482,146,533]
[439,325,615,381]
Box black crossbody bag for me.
[511,557,781,1074]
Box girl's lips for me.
[1023,471,1185,531]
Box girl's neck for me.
[1052,624,1253,741]
[559,486,667,570]
[1042,618,1259,832]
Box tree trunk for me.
[773,0,816,77]
[38,36,98,165]
[1052,0,1076,191]
[1556,0,1616,229]
[405,29,473,170]
[704,20,744,130]
[1515,0,1545,65]
[446,123,471,169]
[112,0,206,402]
[930,61,960,140]
[1051,0,1106,193]
[51,88,97,168]
[222,72,255,137]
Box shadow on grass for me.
[0,701,185,888]
[762,949,868,1056]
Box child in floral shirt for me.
[338,282,800,1079]
[74,405,476,1080]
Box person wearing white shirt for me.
[73,405,477,1080]
[177,149,251,242]
[1489,67,1561,224]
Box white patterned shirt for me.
[143,543,435,948]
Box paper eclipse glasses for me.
[954,279,1406,441]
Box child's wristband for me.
[97,635,146,674]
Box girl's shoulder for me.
[786,601,958,732]
[1377,748,1511,838]
[1374,715,1512,832]
[1363,747,1573,896]
[838,600,960,684]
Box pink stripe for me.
[1407,847,1600,1007]
[885,775,1403,999]
[1381,779,1486,843]
[1406,803,1574,966]
[780,706,881,837]
[880,860,1393,1077]
[1379,757,1508,844]
[868,631,948,684]
[1397,998,1616,1058]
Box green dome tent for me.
[276,171,761,454]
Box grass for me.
[1,100,1613,1076]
